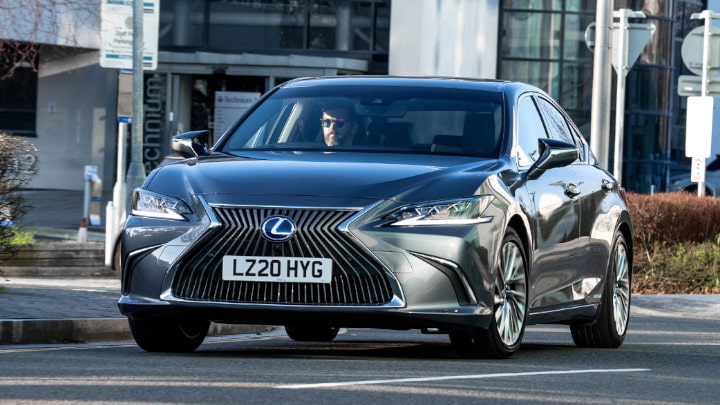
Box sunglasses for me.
[320,118,347,129]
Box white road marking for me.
[276,368,651,389]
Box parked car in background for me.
[670,155,720,196]
[119,76,633,358]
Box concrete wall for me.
[388,0,499,78]
[30,53,117,190]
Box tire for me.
[450,228,528,359]
[128,316,209,352]
[285,325,339,342]
[571,232,631,348]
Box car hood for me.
[145,151,502,207]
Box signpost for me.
[611,10,655,184]
[99,0,161,265]
[100,0,160,70]
[585,10,655,182]
[678,10,720,196]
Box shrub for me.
[625,192,720,246]
[626,192,720,294]
[0,132,38,256]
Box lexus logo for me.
[261,216,296,242]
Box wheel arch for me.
[506,214,531,266]
[617,220,633,272]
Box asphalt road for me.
[0,310,717,405]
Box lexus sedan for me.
[119,76,633,358]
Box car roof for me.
[279,76,540,96]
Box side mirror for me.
[527,138,579,179]
[171,130,210,158]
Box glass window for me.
[626,67,671,112]
[516,95,547,166]
[565,1,595,12]
[536,97,575,144]
[560,63,593,110]
[158,0,390,57]
[221,85,504,157]
[502,0,562,10]
[0,66,36,136]
[615,0,669,16]
[159,0,206,49]
[206,0,305,51]
[563,13,594,61]
[500,61,560,100]
[500,11,562,59]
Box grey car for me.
[119,77,633,358]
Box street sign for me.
[117,69,133,123]
[213,91,261,143]
[611,22,655,76]
[685,96,715,159]
[677,75,720,96]
[691,157,706,183]
[681,25,720,76]
[584,21,656,74]
[100,0,160,70]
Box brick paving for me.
[0,277,121,320]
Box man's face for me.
[321,108,357,146]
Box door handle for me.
[565,184,581,198]
[602,179,617,192]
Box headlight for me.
[385,196,494,226]
[131,189,191,221]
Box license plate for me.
[222,256,333,283]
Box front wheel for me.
[450,228,528,359]
[571,232,631,348]
[128,316,209,352]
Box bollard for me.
[90,174,103,226]
[78,165,101,242]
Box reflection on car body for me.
[119,77,633,358]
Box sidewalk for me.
[0,276,272,345]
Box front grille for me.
[171,207,394,305]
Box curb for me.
[0,318,274,345]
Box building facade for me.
[0,0,718,194]
[391,0,719,194]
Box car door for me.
[564,122,619,303]
[535,96,607,305]
[515,94,581,311]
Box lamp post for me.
[126,0,146,206]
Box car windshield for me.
[219,85,504,158]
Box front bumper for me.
[120,195,501,331]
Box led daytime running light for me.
[132,189,191,221]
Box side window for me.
[516,95,547,167]
[536,97,575,144]
[570,125,588,161]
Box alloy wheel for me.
[495,240,528,347]
[613,243,631,336]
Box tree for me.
[0,0,100,78]
[0,132,38,255]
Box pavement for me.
[0,189,718,346]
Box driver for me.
[320,103,359,146]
